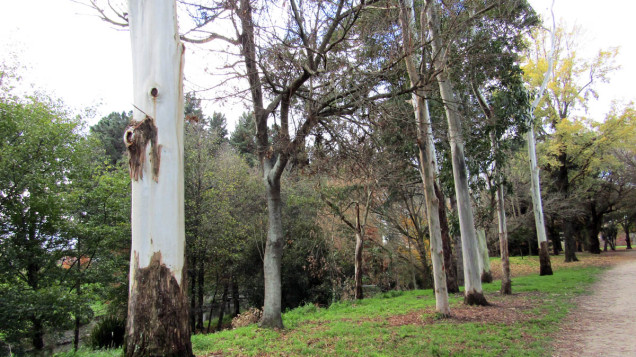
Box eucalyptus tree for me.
[396,0,450,314]
[523,22,618,262]
[422,0,497,305]
[123,0,192,355]
[456,0,538,291]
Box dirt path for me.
[553,249,636,356]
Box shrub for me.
[89,316,125,350]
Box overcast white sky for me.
[1,0,634,129]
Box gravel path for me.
[553,249,636,356]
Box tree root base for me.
[500,281,512,295]
[539,242,553,276]
[464,291,489,306]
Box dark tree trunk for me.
[548,222,562,255]
[196,258,205,330]
[435,183,459,293]
[232,279,240,317]
[74,316,80,351]
[74,257,82,351]
[206,281,219,334]
[31,317,44,351]
[189,256,196,332]
[216,282,229,332]
[587,212,602,254]
[563,221,579,262]
[27,261,44,351]
[125,253,192,357]
[539,241,553,275]
[626,225,632,249]
[260,177,284,329]
[449,196,465,287]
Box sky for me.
[0,0,634,129]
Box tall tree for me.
[523,22,618,262]
[523,6,556,273]
[424,0,488,305]
[123,1,192,355]
[397,0,451,315]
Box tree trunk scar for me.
[125,251,192,357]
[124,115,161,182]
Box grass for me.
[189,266,602,357]
[57,251,631,357]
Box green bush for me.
[89,316,125,350]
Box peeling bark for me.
[125,115,161,182]
[125,253,192,357]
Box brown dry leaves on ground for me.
[490,249,633,280]
[380,292,542,328]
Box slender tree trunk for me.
[425,0,486,306]
[526,4,556,276]
[587,212,602,254]
[260,175,284,328]
[27,262,44,351]
[495,182,512,294]
[74,259,81,351]
[189,255,196,332]
[548,222,562,255]
[436,184,459,293]
[407,238,418,289]
[398,0,450,315]
[31,317,44,351]
[354,202,364,300]
[216,282,229,332]
[450,196,465,287]
[625,224,632,249]
[206,281,219,334]
[232,279,240,316]
[124,1,191,355]
[354,230,364,300]
[196,258,205,330]
[528,126,554,275]
[564,221,579,262]
[475,85,511,293]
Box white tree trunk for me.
[527,126,548,246]
[398,0,450,316]
[527,3,556,275]
[124,1,191,355]
[476,229,492,283]
[425,0,487,305]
